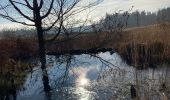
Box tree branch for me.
[0,14,35,26]
[24,0,33,9]
[9,0,34,22]
[43,17,60,31]
[12,1,28,7]
[41,0,54,19]
[39,0,44,9]
[0,4,11,10]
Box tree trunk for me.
[36,25,51,91]
[36,25,46,69]
[35,17,51,91]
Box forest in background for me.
[102,7,170,28]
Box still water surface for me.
[16,52,170,100]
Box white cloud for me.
[81,0,170,22]
[128,0,170,11]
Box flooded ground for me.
[10,52,170,100]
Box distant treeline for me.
[128,7,170,27]
[1,7,170,34]
[0,28,37,38]
[100,7,170,29]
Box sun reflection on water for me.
[74,87,95,100]
[74,69,97,100]
[76,77,90,87]
[69,66,98,99]
[80,78,88,86]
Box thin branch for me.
[43,0,63,31]
[90,54,121,70]
[41,0,54,19]
[39,0,44,9]
[43,17,60,31]
[63,0,79,15]
[0,14,35,26]
[47,19,63,41]
[12,1,28,7]
[0,4,11,10]
[9,0,34,22]
[24,0,33,9]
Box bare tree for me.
[0,0,55,70]
[0,0,102,91]
[0,0,100,67]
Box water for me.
[13,52,170,99]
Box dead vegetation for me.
[113,23,170,68]
[0,23,170,70]
[0,33,38,97]
[47,23,170,68]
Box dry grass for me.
[0,23,170,70]
[47,23,170,68]
[0,23,170,99]
[0,33,38,79]
[112,23,170,68]
[0,34,39,99]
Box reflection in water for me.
[42,69,51,92]
[75,74,91,100]
[17,52,122,100]
[78,78,89,86]
[74,67,90,87]
[15,52,170,100]
[73,87,97,100]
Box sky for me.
[0,0,170,30]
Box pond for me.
[6,52,170,100]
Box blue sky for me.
[0,0,170,30]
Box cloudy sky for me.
[90,0,170,18]
[0,0,170,30]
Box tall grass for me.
[105,23,170,68]
[0,31,38,99]
[47,23,170,69]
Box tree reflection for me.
[42,69,51,91]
